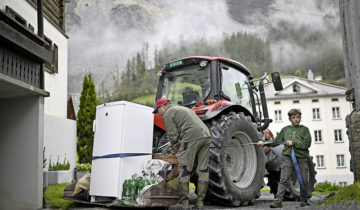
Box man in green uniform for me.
[153,98,211,209]
[257,109,312,208]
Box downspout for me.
[37,0,43,38]
[37,0,44,89]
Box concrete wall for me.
[267,95,354,185]
[0,96,44,210]
[339,0,360,111]
[339,0,360,183]
[0,0,69,118]
[44,115,77,177]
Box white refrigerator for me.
[89,101,153,199]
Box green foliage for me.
[313,181,341,195]
[48,155,70,171]
[43,147,47,169]
[44,183,74,209]
[294,69,303,78]
[101,32,273,104]
[100,31,345,104]
[319,182,360,205]
[322,79,347,87]
[131,94,156,107]
[77,73,97,164]
[76,163,92,171]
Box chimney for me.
[307,69,314,80]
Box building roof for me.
[264,76,347,99]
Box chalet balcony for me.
[0,7,51,99]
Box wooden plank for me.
[53,43,58,73]
[45,0,60,14]
[59,0,65,31]
[0,21,53,63]
[0,47,3,74]
[0,9,44,45]
[4,48,8,75]
[43,0,60,19]
[43,7,60,27]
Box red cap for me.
[153,98,169,113]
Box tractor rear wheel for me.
[206,112,265,206]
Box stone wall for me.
[346,111,360,182]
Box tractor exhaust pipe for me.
[258,75,271,131]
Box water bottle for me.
[136,179,143,196]
[122,180,129,200]
[129,179,137,201]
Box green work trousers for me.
[177,137,211,183]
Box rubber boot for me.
[169,181,189,209]
[270,198,283,208]
[194,181,208,209]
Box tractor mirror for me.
[271,72,283,91]
[235,82,243,98]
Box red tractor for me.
[152,56,288,206]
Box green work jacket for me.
[163,104,211,145]
[272,125,312,158]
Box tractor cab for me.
[156,57,252,108]
[155,56,282,129]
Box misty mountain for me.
[66,0,344,95]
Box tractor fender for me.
[198,104,255,122]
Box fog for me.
[66,0,341,93]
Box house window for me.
[316,155,325,168]
[332,107,341,119]
[274,101,281,105]
[314,130,323,143]
[43,36,58,74]
[293,100,300,104]
[334,129,343,142]
[336,154,345,167]
[312,99,319,103]
[274,110,282,122]
[312,108,321,120]
[339,182,347,187]
[293,84,301,92]
[332,98,339,102]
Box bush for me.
[314,181,341,194]
[320,182,360,205]
[49,156,70,171]
[77,73,97,164]
[76,163,92,171]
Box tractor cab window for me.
[221,66,252,111]
[162,64,211,106]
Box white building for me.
[265,73,354,186]
[0,1,76,208]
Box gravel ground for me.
[60,191,360,210]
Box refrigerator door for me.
[90,101,153,198]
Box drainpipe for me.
[37,0,43,38]
[37,0,44,89]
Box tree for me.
[77,73,97,164]
[294,69,303,78]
